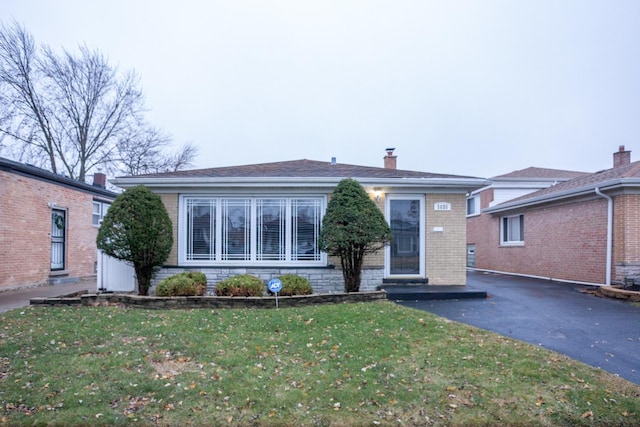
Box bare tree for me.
[0,21,195,181]
[116,122,197,175]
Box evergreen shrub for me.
[271,274,313,296]
[214,274,264,297]
[156,272,207,297]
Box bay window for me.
[182,196,324,264]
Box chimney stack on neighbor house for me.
[384,148,397,169]
[613,145,631,168]
[93,172,107,188]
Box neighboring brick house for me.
[466,166,587,269]
[111,150,487,293]
[0,157,117,291]
[467,146,640,286]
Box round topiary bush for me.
[214,274,264,297]
[156,272,207,297]
[271,274,313,296]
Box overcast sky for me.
[4,0,640,178]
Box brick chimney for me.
[384,148,397,169]
[93,172,107,188]
[613,145,631,168]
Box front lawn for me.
[1,301,638,426]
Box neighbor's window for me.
[466,196,480,216]
[92,201,110,226]
[501,214,524,244]
[183,196,324,264]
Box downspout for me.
[595,187,612,286]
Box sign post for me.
[267,278,283,309]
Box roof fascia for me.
[111,176,489,192]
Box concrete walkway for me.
[398,270,640,385]
[0,278,94,313]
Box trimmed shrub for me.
[215,274,264,297]
[183,271,207,295]
[156,272,207,297]
[271,274,313,296]
[97,185,173,295]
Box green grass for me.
[1,301,638,426]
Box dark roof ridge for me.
[0,156,117,198]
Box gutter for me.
[110,176,489,191]
[594,187,613,286]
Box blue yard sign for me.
[268,278,283,308]
[268,278,283,293]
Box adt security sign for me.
[268,278,283,293]
[268,278,283,308]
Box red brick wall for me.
[0,171,103,290]
[613,194,640,281]
[469,197,609,284]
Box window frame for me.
[179,194,326,266]
[92,200,111,226]
[500,214,524,246]
[384,194,425,278]
[466,195,480,216]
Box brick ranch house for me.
[466,166,587,268]
[110,150,487,293]
[0,157,117,291]
[467,146,640,286]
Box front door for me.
[386,197,424,277]
[51,209,66,271]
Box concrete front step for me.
[377,284,487,300]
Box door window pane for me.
[390,200,420,275]
[51,209,66,270]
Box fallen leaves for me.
[582,410,594,418]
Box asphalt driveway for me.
[398,270,640,385]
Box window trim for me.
[466,195,480,217]
[179,194,327,266]
[92,200,111,226]
[500,214,524,246]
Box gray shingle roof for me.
[119,159,480,180]
[492,166,588,180]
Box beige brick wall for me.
[362,193,386,267]
[0,170,107,290]
[159,193,179,265]
[425,194,467,285]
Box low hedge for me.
[270,274,313,296]
[156,272,207,297]
[214,274,264,297]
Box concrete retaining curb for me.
[30,291,387,309]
